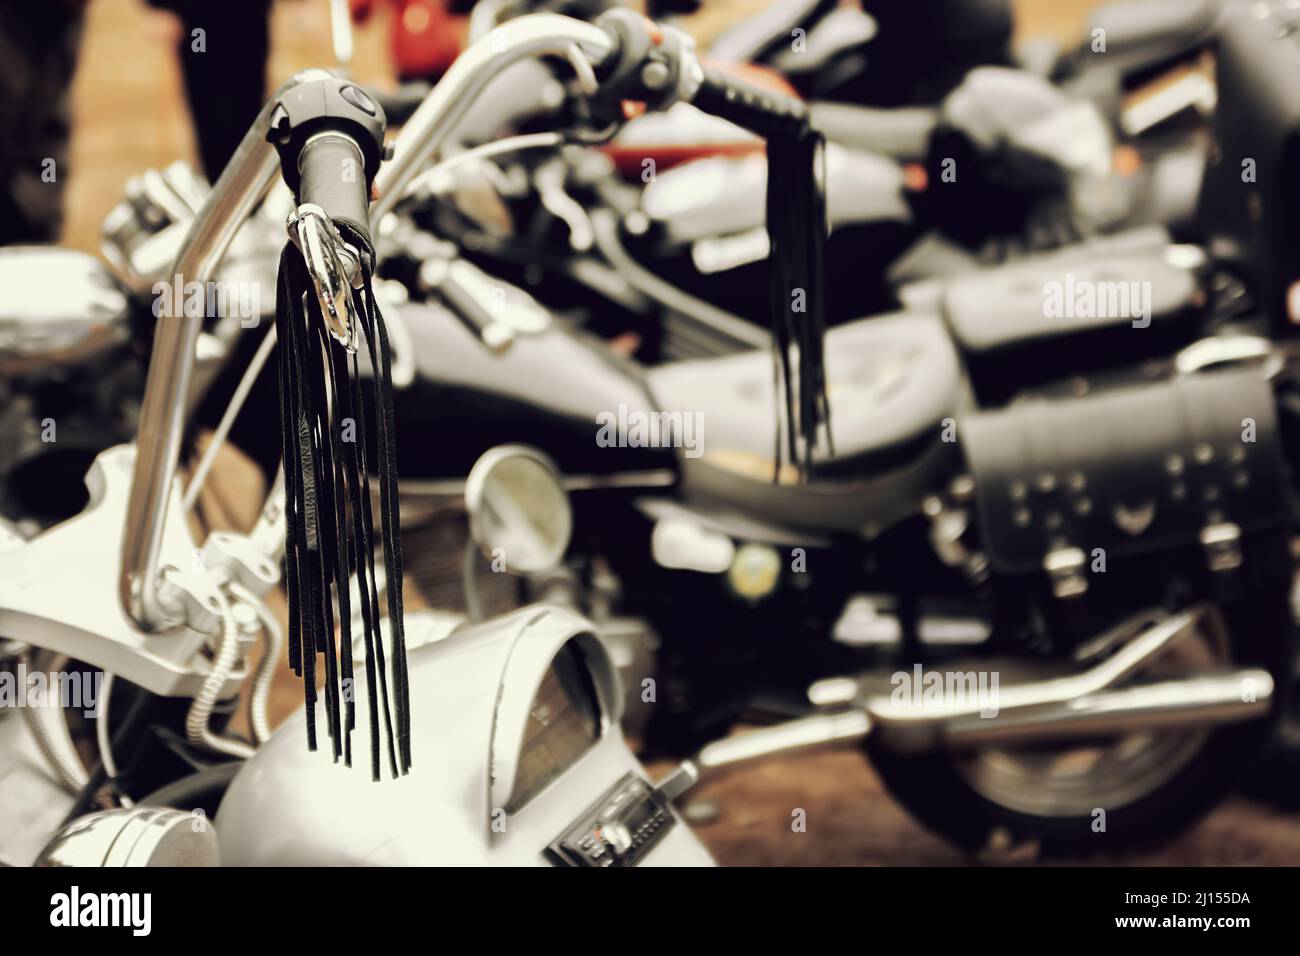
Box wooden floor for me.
[686,750,1300,866]
[54,0,1300,865]
[62,0,392,252]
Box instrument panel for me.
[548,773,675,867]
[508,642,601,811]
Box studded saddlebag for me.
[961,368,1287,582]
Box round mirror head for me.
[465,445,572,575]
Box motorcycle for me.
[3,11,793,868]
[407,0,1225,342]
[364,4,1300,853]
[1,7,1295,864]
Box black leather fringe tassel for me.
[765,127,832,481]
[275,222,411,780]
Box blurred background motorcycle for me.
[2,0,1299,865]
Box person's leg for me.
[855,0,1014,106]
[0,4,86,245]
[175,0,272,182]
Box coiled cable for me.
[227,581,282,746]
[184,589,256,760]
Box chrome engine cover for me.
[0,247,129,375]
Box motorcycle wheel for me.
[867,596,1292,856]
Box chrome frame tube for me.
[120,70,333,629]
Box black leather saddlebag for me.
[961,368,1287,577]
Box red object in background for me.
[352,0,467,80]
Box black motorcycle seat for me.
[645,311,964,533]
[941,247,1198,352]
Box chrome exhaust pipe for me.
[656,710,871,802]
[862,608,1274,751]
[655,609,1274,801]
[925,669,1273,749]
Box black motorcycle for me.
[359,1,1300,853]
[1,2,1295,858]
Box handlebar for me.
[373,14,614,221]
[268,75,387,248]
[300,135,373,236]
[121,69,334,630]
[373,11,814,217]
[692,62,809,138]
[120,11,816,630]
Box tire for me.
[867,595,1292,856]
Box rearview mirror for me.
[465,445,572,575]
